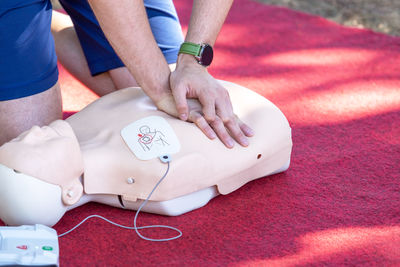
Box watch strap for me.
[179,42,202,57]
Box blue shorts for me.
[0,0,183,101]
[0,0,58,101]
[59,0,184,76]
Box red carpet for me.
[3,0,400,266]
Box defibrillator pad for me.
[121,116,181,160]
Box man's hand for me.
[155,92,253,149]
[168,55,254,148]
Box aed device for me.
[0,224,59,266]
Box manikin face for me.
[0,120,84,205]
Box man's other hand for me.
[169,55,254,148]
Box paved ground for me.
[258,0,400,36]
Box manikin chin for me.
[0,81,292,227]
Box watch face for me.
[200,44,213,66]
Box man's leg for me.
[51,11,137,96]
[51,9,138,97]
[0,1,61,145]
[0,83,62,146]
[54,0,183,94]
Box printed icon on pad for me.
[121,116,180,160]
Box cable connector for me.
[159,155,171,163]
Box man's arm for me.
[185,0,233,45]
[87,0,171,104]
[170,0,254,148]
[88,0,253,148]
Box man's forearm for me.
[178,0,233,64]
[186,0,233,44]
[87,0,171,103]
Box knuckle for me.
[212,116,222,125]
[207,95,217,104]
[177,105,187,111]
[222,115,235,125]
[205,128,214,136]
[205,114,216,123]
[207,89,217,98]
[217,88,229,99]
[221,133,231,141]
[236,131,246,139]
[194,116,204,125]
[223,90,230,99]
[171,82,183,92]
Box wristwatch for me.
[178,42,213,67]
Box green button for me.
[42,246,53,251]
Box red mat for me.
[4,0,400,266]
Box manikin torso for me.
[0,81,292,226]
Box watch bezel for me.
[196,44,213,67]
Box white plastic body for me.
[70,158,290,215]
[0,159,290,226]
[68,185,220,216]
[0,164,67,227]
[0,224,59,266]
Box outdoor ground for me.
[4,1,397,266]
[258,0,400,36]
[52,0,400,36]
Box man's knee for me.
[0,83,62,145]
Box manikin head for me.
[0,120,84,226]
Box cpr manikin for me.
[0,81,292,227]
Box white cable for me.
[58,160,182,241]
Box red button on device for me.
[16,245,28,250]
